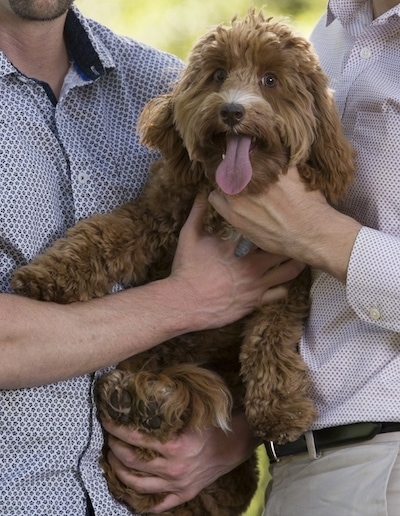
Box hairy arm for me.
[0,195,303,389]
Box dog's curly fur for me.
[11,10,354,516]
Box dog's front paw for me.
[11,263,67,302]
[12,250,110,303]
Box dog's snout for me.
[220,103,245,127]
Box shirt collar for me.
[65,6,115,80]
[326,0,400,26]
[0,5,115,80]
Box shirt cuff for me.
[346,226,400,331]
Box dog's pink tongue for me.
[216,135,252,195]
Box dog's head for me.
[139,10,354,203]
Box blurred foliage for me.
[76,0,326,58]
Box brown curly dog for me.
[12,10,354,516]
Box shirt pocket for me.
[343,111,400,231]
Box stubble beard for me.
[8,0,75,21]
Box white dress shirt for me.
[303,0,400,429]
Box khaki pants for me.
[263,432,400,516]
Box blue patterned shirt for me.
[0,6,181,515]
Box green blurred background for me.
[74,1,326,514]
[76,0,326,57]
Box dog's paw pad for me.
[107,388,133,423]
[138,400,163,430]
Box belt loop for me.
[305,431,321,460]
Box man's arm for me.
[210,167,400,332]
[0,196,303,389]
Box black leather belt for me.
[265,422,400,463]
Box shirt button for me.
[360,47,372,59]
[77,172,89,184]
[369,307,381,321]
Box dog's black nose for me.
[220,103,245,127]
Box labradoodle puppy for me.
[12,10,354,516]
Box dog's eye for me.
[261,74,277,88]
[213,69,227,83]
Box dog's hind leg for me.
[95,364,232,438]
[94,363,238,514]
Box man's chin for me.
[8,0,74,22]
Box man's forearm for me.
[0,278,205,389]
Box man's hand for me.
[208,167,361,283]
[169,193,306,332]
[102,412,259,513]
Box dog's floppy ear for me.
[137,93,205,188]
[305,71,355,203]
[137,94,184,159]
